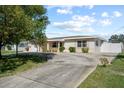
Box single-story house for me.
[9,35,123,53]
[47,35,106,53]
[11,41,38,52]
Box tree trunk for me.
[16,43,18,57]
[0,43,2,59]
[39,45,40,52]
[36,45,38,52]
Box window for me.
[52,42,58,48]
[77,41,81,47]
[60,42,63,47]
[95,41,99,46]
[77,41,87,47]
[82,41,87,47]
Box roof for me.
[48,35,106,42]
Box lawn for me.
[79,53,124,88]
[0,53,47,78]
[2,50,16,55]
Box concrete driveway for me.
[0,53,98,88]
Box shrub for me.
[69,47,76,52]
[100,57,109,67]
[59,46,65,52]
[82,47,89,53]
[47,50,50,52]
[51,48,58,52]
[7,45,12,50]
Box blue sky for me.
[45,5,124,39]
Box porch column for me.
[58,42,60,52]
[47,42,50,52]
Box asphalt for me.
[0,53,98,88]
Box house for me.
[47,35,106,53]
[9,35,123,53]
[12,41,38,52]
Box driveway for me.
[0,53,98,88]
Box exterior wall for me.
[101,42,123,53]
[64,39,101,53]
[64,40,76,52]
[28,44,37,52]
[96,39,103,53]
[47,38,105,53]
[88,41,96,53]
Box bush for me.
[69,47,76,52]
[100,57,109,67]
[59,46,65,52]
[51,48,58,52]
[82,47,89,53]
[7,45,12,50]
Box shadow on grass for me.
[0,52,56,73]
[116,54,124,58]
[114,53,124,62]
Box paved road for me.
[0,53,98,88]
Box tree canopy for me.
[109,34,124,43]
[0,5,49,58]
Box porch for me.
[47,41,64,52]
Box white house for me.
[12,41,38,52]
[47,35,106,53]
[10,35,123,53]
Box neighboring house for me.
[47,35,106,53]
[12,41,38,52]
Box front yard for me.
[2,50,16,55]
[79,53,124,88]
[0,52,47,78]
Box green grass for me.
[2,50,16,55]
[78,53,124,88]
[0,53,46,78]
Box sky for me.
[45,5,124,39]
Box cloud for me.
[88,5,94,9]
[113,11,122,17]
[47,5,94,15]
[100,19,112,26]
[53,15,96,32]
[57,6,73,14]
[66,27,95,32]
[53,21,82,30]
[81,27,95,32]
[72,15,96,25]
[46,32,65,35]
[92,12,96,16]
[101,12,109,17]
[46,32,66,38]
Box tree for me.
[11,6,35,56]
[23,6,49,52]
[0,6,35,58]
[0,5,49,58]
[0,6,16,58]
[33,31,47,52]
[109,34,124,44]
